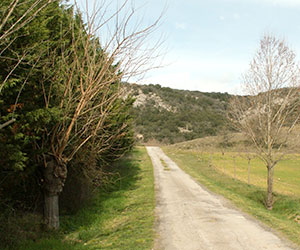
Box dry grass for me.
[170,125,300,154]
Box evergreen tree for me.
[0,0,135,230]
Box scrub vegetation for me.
[125,82,232,144]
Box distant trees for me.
[130,83,229,144]
[229,35,300,209]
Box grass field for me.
[163,146,300,247]
[16,147,155,250]
[192,151,300,197]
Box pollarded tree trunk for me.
[266,165,274,210]
[43,156,67,230]
[44,193,59,229]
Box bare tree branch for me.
[0,0,56,42]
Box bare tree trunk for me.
[248,158,251,185]
[209,154,212,169]
[233,156,236,180]
[266,165,274,210]
[43,156,67,229]
[222,151,225,174]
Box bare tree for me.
[0,0,57,129]
[0,0,55,42]
[40,0,164,229]
[238,149,256,185]
[229,35,300,210]
[0,0,56,92]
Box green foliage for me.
[127,83,231,144]
[0,0,72,169]
[0,1,74,214]
[0,0,134,235]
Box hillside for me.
[124,83,232,144]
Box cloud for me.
[139,57,248,94]
[142,72,239,93]
[265,0,300,7]
[225,0,300,8]
[219,16,225,21]
[219,13,240,22]
[233,13,240,20]
[175,22,187,30]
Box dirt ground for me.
[146,146,297,250]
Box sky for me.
[75,0,300,94]
[133,0,300,94]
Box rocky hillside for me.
[124,83,233,144]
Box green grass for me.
[163,146,300,247]
[160,158,170,171]
[16,147,155,250]
[191,151,300,196]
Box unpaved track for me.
[146,146,296,250]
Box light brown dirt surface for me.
[146,146,297,250]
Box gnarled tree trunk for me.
[43,156,67,230]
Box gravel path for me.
[146,146,296,250]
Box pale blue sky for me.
[74,0,300,93]
[136,0,300,93]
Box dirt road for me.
[146,146,296,250]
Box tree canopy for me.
[0,0,137,230]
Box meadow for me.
[193,151,300,197]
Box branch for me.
[0,118,16,130]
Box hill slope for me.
[124,83,232,144]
